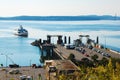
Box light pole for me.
[30,59,32,67]
[1,53,12,80]
[104,35,106,49]
[1,53,13,67]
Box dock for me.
[55,45,120,60]
[36,34,120,62]
[54,45,103,60]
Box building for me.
[44,60,79,80]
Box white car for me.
[20,75,32,80]
[102,53,106,56]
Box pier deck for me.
[54,45,120,61]
[39,42,120,61]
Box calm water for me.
[0,20,120,66]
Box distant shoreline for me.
[0,15,120,21]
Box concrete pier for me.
[33,34,120,64]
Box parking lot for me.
[0,67,46,80]
[56,44,120,61]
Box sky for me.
[0,0,119,16]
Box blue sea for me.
[0,20,120,66]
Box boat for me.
[14,25,28,37]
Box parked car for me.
[105,53,111,58]
[20,75,32,80]
[97,50,101,53]
[92,48,97,52]
[64,44,75,49]
[49,66,57,72]
[102,53,106,56]
[9,64,19,68]
[84,54,89,57]
[32,64,37,68]
[88,45,93,49]
[81,49,86,54]
[75,47,79,51]
[9,69,20,74]
[81,58,90,62]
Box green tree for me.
[68,53,75,60]
[99,57,108,66]
[91,54,98,62]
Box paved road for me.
[55,45,120,61]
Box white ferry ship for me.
[14,25,28,37]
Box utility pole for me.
[1,53,13,80]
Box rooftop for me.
[53,60,79,71]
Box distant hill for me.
[0,15,120,21]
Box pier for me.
[32,34,120,63]
[38,35,75,61]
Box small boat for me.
[14,25,28,37]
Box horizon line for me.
[0,14,119,17]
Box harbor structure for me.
[79,35,90,43]
[47,35,63,44]
[38,35,64,62]
[64,36,67,44]
[31,34,120,64]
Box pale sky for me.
[0,0,119,16]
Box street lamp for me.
[1,53,13,67]
[1,53,12,80]
[30,59,32,67]
[103,35,106,49]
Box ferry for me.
[14,25,28,37]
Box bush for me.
[91,54,98,62]
[68,53,75,60]
[58,58,120,80]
